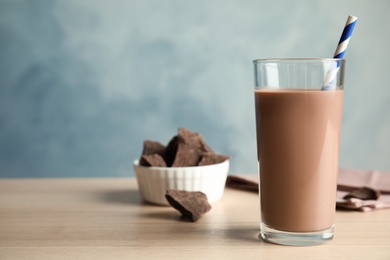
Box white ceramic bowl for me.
[133,159,229,205]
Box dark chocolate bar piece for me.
[164,136,179,167]
[171,144,202,167]
[343,187,381,200]
[177,128,214,154]
[165,189,211,222]
[165,128,215,167]
[139,140,166,166]
[198,153,229,166]
[141,140,166,156]
[140,154,167,167]
[139,127,229,168]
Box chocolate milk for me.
[255,89,344,232]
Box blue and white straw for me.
[322,15,357,90]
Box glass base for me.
[260,222,334,246]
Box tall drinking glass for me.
[253,58,345,246]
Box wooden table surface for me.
[1,178,389,260]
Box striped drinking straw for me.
[322,15,357,90]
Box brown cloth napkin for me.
[225,169,390,212]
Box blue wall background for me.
[1,0,389,178]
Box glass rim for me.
[253,58,345,63]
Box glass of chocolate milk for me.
[253,58,345,246]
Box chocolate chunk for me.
[164,136,179,167]
[139,127,229,168]
[165,189,211,222]
[166,128,215,167]
[198,153,229,166]
[343,187,381,200]
[140,154,167,167]
[139,141,166,166]
[141,140,166,156]
[171,144,202,167]
[177,128,214,154]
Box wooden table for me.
[1,178,389,259]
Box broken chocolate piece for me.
[171,144,202,167]
[139,140,167,167]
[165,189,211,222]
[139,127,229,168]
[141,140,166,156]
[177,128,214,154]
[198,153,230,166]
[167,128,215,167]
[140,154,167,167]
[343,187,381,200]
[164,136,179,167]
